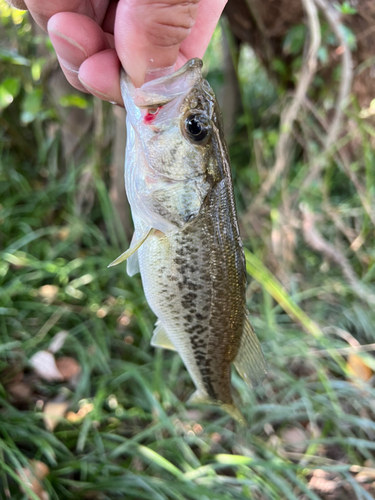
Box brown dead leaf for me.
[355,467,375,483]
[281,426,307,453]
[38,285,59,303]
[347,354,373,382]
[30,351,63,382]
[31,460,49,480]
[55,357,81,381]
[57,227,70,241]
[67,402,94,423]
[66,411,82,423]
[7,381,32,402]
[309,469,339,494]
[78,402,94,417]
[56,356,81,380]
[43,401,69,431]
[18,460,50,500]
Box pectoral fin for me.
[126,251,140,277]
[144,179,210,229]
[126,232,140,276]
[108,228,155,268]
[151,320,176,351]
[234,313,267,388]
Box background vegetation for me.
[1,1,375,499]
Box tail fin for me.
[234,313,267,388]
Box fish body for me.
[115,59,266,421]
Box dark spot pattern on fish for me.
[131,70,252,410]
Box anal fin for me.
[108,227,155,268]
[234,313,267,388]
[151,320,176,351]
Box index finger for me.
[23,0,109,30]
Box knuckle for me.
[136,1,199,47]
[146,22,192,47]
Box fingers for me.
[79,49,123,105]
[47,12,111,93]
[4,0,27,10]
[115,0,201,87]
[102,1,118,34]
[179,0,227,62]
[24,0,109,31]
[25,0,226,103]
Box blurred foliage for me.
[1,2,375,499]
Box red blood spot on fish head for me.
[144,107,161,124]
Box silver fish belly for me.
[111,59,266,422]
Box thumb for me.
[115,0,200,87]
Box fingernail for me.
[49,29,87,72]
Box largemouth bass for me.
[110,59,266,423]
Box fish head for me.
[121,59,221,182]
[121,59,226,233]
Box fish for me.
[109,58,266,424]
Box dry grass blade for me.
[301,204,375,306]
[245,249,323,338]
[245,0,274,67]
[300,98,375,225]
[300,0,354,189]
[2,4,375,499]
[250,0,321,208]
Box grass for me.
[1,5,375,500]
[1,115,375,500]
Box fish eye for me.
[184,113,211,145]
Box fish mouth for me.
[121,58,203,109]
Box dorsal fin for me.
[151,320,176,351]
[234,313,267,388]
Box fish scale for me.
[111,58,267,423]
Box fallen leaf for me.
[38,284,59,303]
[30,351,63,382]
[30,460,49,480]
[66,411,82,423]
[7,381,32,402]
[281,426,307,453]
[309,469,339,494]
[78,402,94,417]
[48,330,68,354]
[66,402,94,423]
[18,460,50,500]
[43,401,69,431]
[55,357,81,381]
[347,354,373,382]
[57,227,70,241]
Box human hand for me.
[20,0,227,105]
